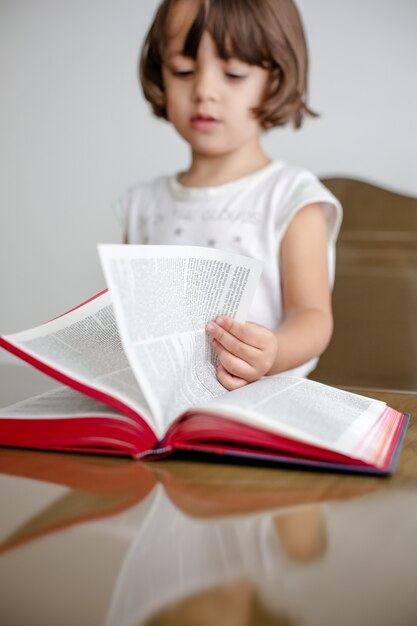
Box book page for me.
[0,386,132,421]
[1,292,154,429]
[99,245,263,436]
[192,377,387,459]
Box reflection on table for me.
[0,384,417,626]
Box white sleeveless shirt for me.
[120,161,342,378]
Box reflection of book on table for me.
[102,486,417,626]
[0,245,409,474]
[0,450,156,553]
[0,448,376,554]
[1,450,413,626]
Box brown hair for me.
[139,0,316,129]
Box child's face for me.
[162,0,270,161]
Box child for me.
[121,0,342,391]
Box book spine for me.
[134,445,174,461]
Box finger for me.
[208,323,260,361]
[213,341,257,381]
[215,317,269,347]
[216,363,249,391]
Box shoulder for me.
[125,175,171,207]
[250,161,340,212]
[269,163,343,244]
[115,175,171,221]
[268,162,336,203]
[113,175,173,242]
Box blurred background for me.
[1,0,416,352]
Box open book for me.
[0,245,409,474]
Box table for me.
[0,364,417,626]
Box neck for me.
[179,144,271,188]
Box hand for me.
[206,316,278,391]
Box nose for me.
[192,66,220,103]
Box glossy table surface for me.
[1,364,417,626]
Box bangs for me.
[141,0,315,128]
[181,0,270,66]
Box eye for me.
[171,69,194,78]
[225,72,246,81]
[224,58,248,81]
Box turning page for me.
[99,245,263,438]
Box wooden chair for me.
[309,177,417,390]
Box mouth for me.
[190,114,220,129]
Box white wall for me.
[1,0,416,342]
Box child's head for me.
[140,0,314,130]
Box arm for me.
[206,203,333,390]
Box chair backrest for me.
[309,177,417,390]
